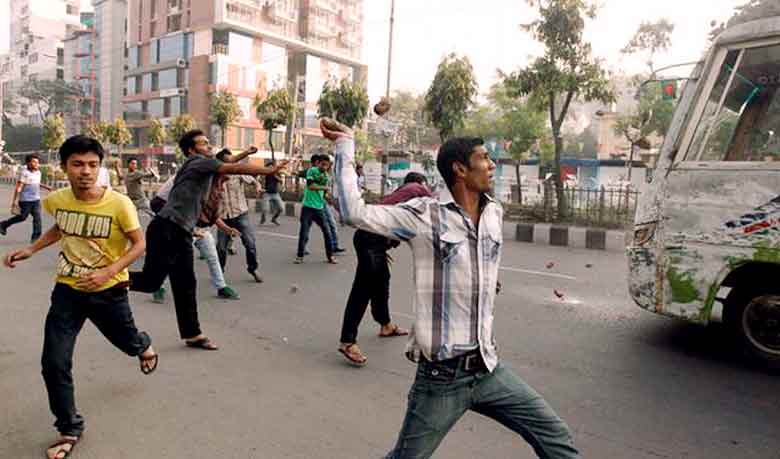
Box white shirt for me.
[334,138,504,371]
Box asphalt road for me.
[0,186,778,459]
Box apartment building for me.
[123,0,366,156]
[93,0,129,124]
[1,0,82,125]
[63,13,99,136]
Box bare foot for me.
[46,435,78,459]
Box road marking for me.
[257,230,297,240]
[257,230,577,280]
[499,267,577,280]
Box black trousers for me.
[129,217,201,339]
[340,230,392,343]
[42,283,151,437]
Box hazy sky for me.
[1,0,745,102]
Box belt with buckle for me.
[424,350,486,373]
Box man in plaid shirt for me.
[323,119,578,459]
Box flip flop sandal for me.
[379,325,409,338]
[338,344,367,366]
[139,352,159,375]
[46,437,78,459]
[185,337,219,351]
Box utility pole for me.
[285,74,305,161]
[380,0,395,196]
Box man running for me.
[295,154,337,264]
[0,153,51,241]
[3,135,158,459]
[115,158,158,218]
[259,159,284,226]
[324,120,579,459]
[129,130,286,351]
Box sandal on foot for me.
[379,324,409,338]
[185,337,219,350]
[139,351,159,375]
[46,437,78,459]
[338,343,367,366]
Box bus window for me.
[690,44,780,162]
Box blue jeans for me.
[193,230,226,290]
[296,206,334,258]
[262,192,284,219]
[323,204,340,251]
[386,362,579,459]
[1,199,42,241]
[217,212,259,273]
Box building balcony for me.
[212,43,229,55]
[337,32,358,49]
[263,2,296,24]
[338,8,360,24]
[310,0,339,16]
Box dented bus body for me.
[628,18,780,367]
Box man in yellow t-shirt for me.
[2,135,159,459]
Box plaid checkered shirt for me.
[334,138,504,372]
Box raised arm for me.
[223,146,258,163]
[217,161,287,177]
[328,127,423,241]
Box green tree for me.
[147,118,168,146]
[18,79,83,122]
[84,120,112,146]
[210,90,243,146]
[255,87,293,160]
[621,19,675,74]
[168,114,197,157]
[423,53,478,142]
[109,117,132,160]
[710,0,780,39]
[375,90,440,150]
[317,77,369,128]
[354,129,374,163]
[504,0,614,217]
[42,114,65,163]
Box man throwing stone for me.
[324,119,579,459]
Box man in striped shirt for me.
[323,119,578,459]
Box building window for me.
[167,14,182,33]
[235,125,242,146]
[66,4,76,15]
[124,102,144,121]
[152,72,159,91]
[29,53,37,63]
[151,0,157,17]
[150,21,156,37]
[158,68,177,89]
[135,75,142,93]
[158,34,185,61]
[243,128,255,145]
[56,69,64,80]
[148,99,164,118]
[126,78,134,95]
[138,25,142,42]
[143,73,153,92]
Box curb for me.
[514,223,627,252]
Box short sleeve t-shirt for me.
[125,170,151,200]
[18,168,42,202]
[265,173,280,194]
[302,166,327,210]
[43,188,141,291]
[158,155,222,233]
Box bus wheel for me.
[725,289,780,369]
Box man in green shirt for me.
[295,154,336,264]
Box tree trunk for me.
[221,125,227,148]
[268,129,275,161]
[514,161,523,204]
[553,127,566,219]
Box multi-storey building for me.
[63,13,99,137]
[93,0,129,124]
[1,0,82,125]
[123,0,366,157]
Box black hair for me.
[216,148,231,162]
[319,154,332,164]
[24,153,40,164]
[310,154,322,164]
[59,135,105,165]
[179,129,205,156]
[436,137,484,189]
[403,172,428,185]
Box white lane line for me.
[257,231,577,280]
[257,230,298,240]
[500,267,577,280]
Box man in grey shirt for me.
[129,129,286,351]
[116,158,157,217]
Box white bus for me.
[628,17,780,368]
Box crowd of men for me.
[1,124,580,459]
